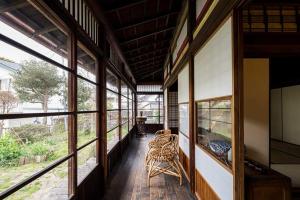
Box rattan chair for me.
[145,129,171,168]
[146,134,182,186]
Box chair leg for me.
[147,159,155,187]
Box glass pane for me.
[107,128,119,151]
[121,110,128,123]
[77,79,96,111]
[179,103,189,136]
[121,81,127,97]
[6,161,69,199]
[107,110,119,131]
[107,90,118,110]
[77,142,97,184]
[77,44,96,82]
[121,96,128,110]
[106,70,118,92]
[196,99,232,168]
[0,116,68,194]
[0,3,68,67]
[0,42,69,114]
[121,122,128,138]
[77,113,96,148]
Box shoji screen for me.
[178,64,189,158]
[164,89,168,129]
[194,17,233,200]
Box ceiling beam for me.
[139,68,163,80]
[127,48,168,60]
[123,39,170,53]
[120,26,175,45]
[0,1,28,13]
[129,55,166,65]
[32,26,57,37]
[115,11,178,31]
[134,65,162,74]
[131,58,165,67]
[105,0,146,13]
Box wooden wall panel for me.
[179,148,190,179]
[195,170,220,200]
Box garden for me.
[0,116,96,199]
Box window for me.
[137,94,163,124]
[179,103,189,137]
[196,98,232,168]
[137,85,162,92]
[0,2,99,198]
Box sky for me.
[0,21,67,66]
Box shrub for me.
[9,124,50,143]
[0,134,22,166]
[30,142,51,156]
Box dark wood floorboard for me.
[102,135,196,200]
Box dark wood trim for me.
[68,30,77,197]
[232,8,244,200]
[187,0,196,194]
[115,11,179,31]
[120,26,176,45]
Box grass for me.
[0,130,95,199]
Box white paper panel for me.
[196,0,208,18]
[282,85,300,145]
[194,17,233,101]
[271,88,282,140]
[271,164,300,187]
[195,145,233,200]
[179,133,190,158]
[178,64,189,103]
[173,19,187,60]
[179,104,189,135]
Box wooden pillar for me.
[68,31,77,197]
[233,8,244,200]
[187,0,196,194]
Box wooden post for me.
[233,8,244,200]
[68,31,77,197]
[187,0,196,194]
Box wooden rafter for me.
[127,48,168,60]
[32,26,57,36]
[115,11,178,31]
[0,1,28,13]
[105,0,146,13]
[120,26,175,45]
[123,39,170,53]
[129,55,166,65]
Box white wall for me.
[179,132,190,158]
[282,85,300,145]
[178,64,189,103]
[271,88,283,140]
[244,58,269,166]
[272,164,300,187]
[194,17,232,101]
[195,146,233,200]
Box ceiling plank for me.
[123,39,170,53]
[0,1,28,13]
[32,26,57,37]
[127,47,168,60]
[105,0,146,13]
[115,11,178,31]
[131,58,165,67]
[120,26,175,45]
[129,55,166,65]
[138,68,163,80]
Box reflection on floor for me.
[102,135,195,200]
[271,139,300,164]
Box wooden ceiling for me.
[98,0,183,83]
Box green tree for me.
[12,60,62,124]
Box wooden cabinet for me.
[245,160,291,200]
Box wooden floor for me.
[102,135,196,200]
